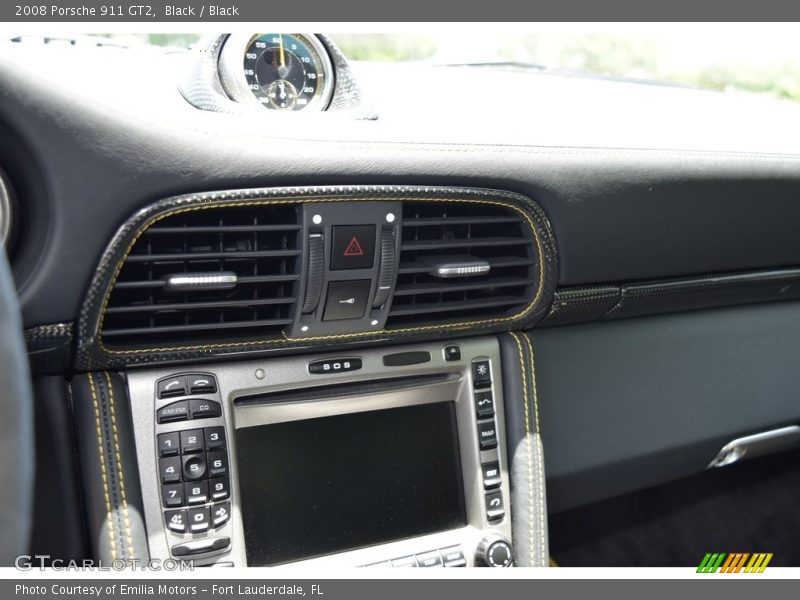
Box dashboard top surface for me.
[3,37,800,331]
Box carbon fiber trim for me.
[25,322,73,374]
[76,185,558,369]
[541,267,800,327]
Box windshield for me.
[100,26,800,103]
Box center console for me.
[127,336,513,567]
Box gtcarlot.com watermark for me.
[14,555,194,571]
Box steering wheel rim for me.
[0,250,34,564]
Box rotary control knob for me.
[476,534,514,567]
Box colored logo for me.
[697,553,773,573]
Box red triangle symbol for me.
[343,236,365,257]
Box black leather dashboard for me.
[4,37,800,519]
[3,41,800,329]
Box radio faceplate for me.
[127,336,512,567]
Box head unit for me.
[127,336,512,567]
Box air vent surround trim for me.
[76,186,557,368]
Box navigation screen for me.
[236,401,466,565]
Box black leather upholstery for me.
[499,331,549,567]
[534,300,800,513]
[0,250,33,565]
[71,372,149,563]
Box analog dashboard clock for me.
[218,33,335,112]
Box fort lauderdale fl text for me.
[16,584,323,596]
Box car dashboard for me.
[3,33,800,568]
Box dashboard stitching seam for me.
[92,193,547,355]
[87,373,118,562]
[523,332,547,565]
[96,376,125,560]
[104,372,136,559]
[509,331,534,565]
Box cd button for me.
[189,399,221,420]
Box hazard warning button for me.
[331,225,376,270]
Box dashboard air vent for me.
[101,205,301,347]
[387,201,537,328]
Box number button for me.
[204,426,226,450]
[182,454,207,481]
[209,476,230,501]
[187,507,210,533]
[161,483,184,508]
[180,429,204,454]
[184,481,209,505]
[159,457,182,484]
[158,432,180,457]
[207,450,228,478]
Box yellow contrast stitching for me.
[508,331,534,564]
[524,333,542,434]
[522,332,547,565]
[104,372,135,559]
[95,194,546,354]
[88,373,117,561]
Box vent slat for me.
[397,256,535,275]
[126,249,301,262]
[102,204,300,346]
[402,216,523,227]
[103,318,295,338]
[393,277,534,297]
[105,297,297,314]
[400,237,532,252]
[145,224,301,234]
[114,274,300,290]
[388,201,536,327]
